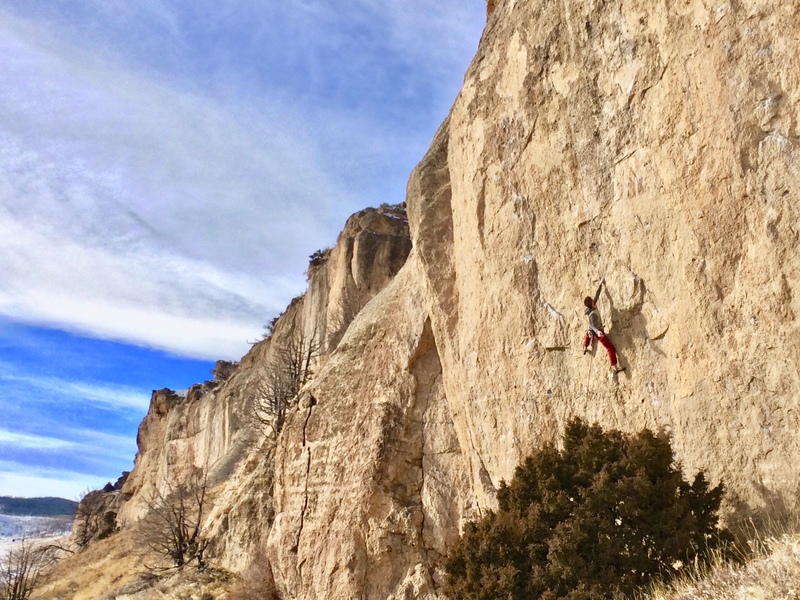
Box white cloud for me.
[0,427,138,498]
[354,0,484,74]
[0,18,334,358]
[0,427,137,458]
[0,216,285,359]
[0,423,137,466]
[0,0,486,500]
[0,426,138,500]
[0,16,347,259]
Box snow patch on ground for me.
[0,514,72,554]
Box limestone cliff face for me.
[117,379,250,526]
[422,0,800,512]
[267,1,800,598]
[306,203,412,353]
[268,260,473,598]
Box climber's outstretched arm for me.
[593,278,605,304]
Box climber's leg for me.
[596,333,618,367]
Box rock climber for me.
[583,278,625,374]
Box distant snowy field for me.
[0,514,72,554]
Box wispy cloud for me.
[0,1,485,498]
[0,430,76,451]
[0,425,138,494]
[0,12,344,359]
[0,371,151,412]
[0,425,139,498]
[0,225,278,359]
[0,426,138,458]
[0,3,485,362]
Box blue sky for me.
[0,1,485,499]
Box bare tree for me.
[138,469,211,571]
[261,316,280,340]
[253,326,320,436]
[0,539,56,600]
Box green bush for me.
[444,418,728,600]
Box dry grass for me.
[32,523,236,600]
[38,499,800,600]
[112,567,232,600]
[643,533,800,600]
[33,529,141,600]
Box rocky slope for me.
[61,1,800,599]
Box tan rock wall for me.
[307,205,411,352]
[266,4,800,597]
[117,367,264,528]
[267,260,472,600]
[486,0,498,20]
[414,0,800,513]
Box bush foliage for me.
[444,419,728,600]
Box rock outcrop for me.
[305,203,412,352]
[426,0,800,513]
[266,1,800,598]
[268,261,473,598]
[112,205,412,573]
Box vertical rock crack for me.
[294,399,315,557]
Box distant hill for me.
[0,496,78,517]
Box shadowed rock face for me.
[267,2,800,598]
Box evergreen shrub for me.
[444,418,728,599]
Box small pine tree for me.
[444,418,728,600]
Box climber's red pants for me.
[583,331,618,367]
